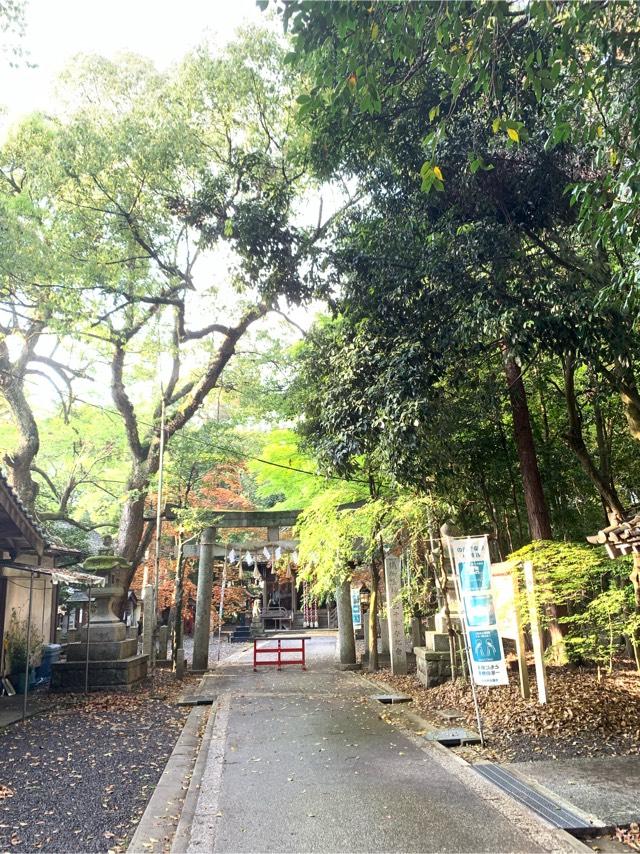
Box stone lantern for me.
[51,537,149,691]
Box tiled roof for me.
[0,469,47,555]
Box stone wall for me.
[415,645,463,688]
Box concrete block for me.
[424,631,451,653]
[51,654,149,691]
[66,638,138,661]
[79,622,126,643]
[415,646,458,688]
[435,612,462,635]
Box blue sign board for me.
[450,535,509,687]
[469,629,502,662]
[464,594,496,628]
[458,559,491,593]
[350,588,362,628]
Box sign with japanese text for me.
[450,536,509,687]
[350,587,362,628]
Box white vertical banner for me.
[450,536,509,688]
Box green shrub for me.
[507,540,636,670]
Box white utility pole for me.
[151,396,167,669]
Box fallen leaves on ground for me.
[617,822,640,851]
[374,663,640,762]
[0,671,195,853]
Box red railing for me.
[253,637,307,671]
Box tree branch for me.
[165,303,270,439]
[111,345,144,461]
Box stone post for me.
[379,617,390,654]
[363,616,369,651]
[384,555,407,675]
[335,578,356,665]
[410,616,423,650]
[192,526,215,671]
[175,647,185,679]
[142,584,154,658]
[157,625,169,661]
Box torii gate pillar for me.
[193,526,216,671]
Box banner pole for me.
[217,549,227,663]
[446,536,485,747]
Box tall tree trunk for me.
[116,462,151,569]
[563,353,625,523]
[617,362,640,441]
[2,379,40,511]
[0,329,43,511]
[502,349,552,540]
[502,348,567,662]
[496,411,525,544]
[110,304,267,583]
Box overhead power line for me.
[0,366,369,486]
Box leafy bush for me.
[4,609,44,673]
[508,540,636,670]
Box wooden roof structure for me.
[587,511,640,558]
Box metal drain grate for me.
[372,694,413,705]
[474,764,597,834]
[176,695,215,707]
[424,727,481,746]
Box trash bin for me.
[37,643,62,680]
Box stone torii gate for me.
[190,507,407,674]
[191,509,300,671]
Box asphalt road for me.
[183,637,563,853]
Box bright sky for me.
[0,0,264,126]
[0,0,330,419]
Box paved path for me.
[508,756,640,828]
[181,637,576,853]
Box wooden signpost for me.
[523,560,547,705]
[491,562,530,700]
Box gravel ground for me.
[181,633,248,666]
[0,671,194,853]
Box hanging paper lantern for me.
[244,551,254,567]
[275,546,282,561]
[228,548,237,564]
[262,546,270,560]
